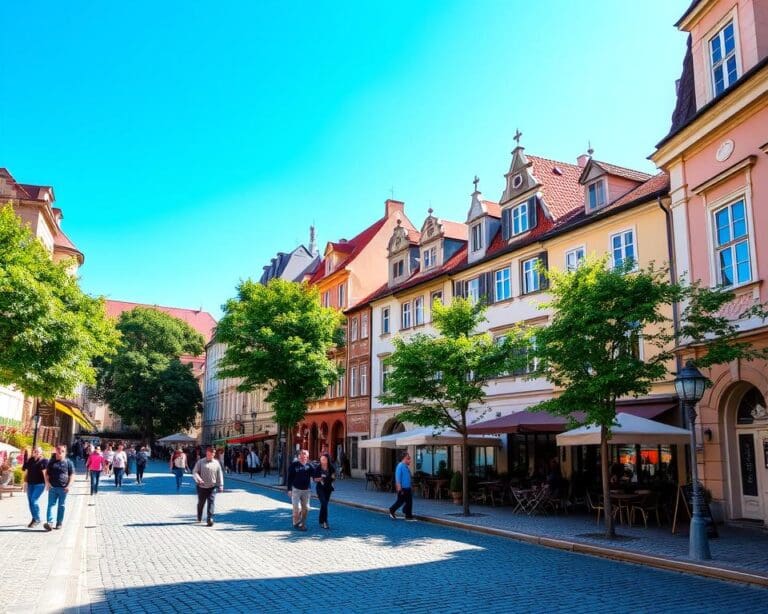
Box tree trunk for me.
[601,427,616,538]
[280,426,292,487]
[462,432,471,516]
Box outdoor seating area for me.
[364,472,393,492]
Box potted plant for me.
[450,470,462,504]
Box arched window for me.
[737,387,768,425]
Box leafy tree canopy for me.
[0,204,119,399]
[93,307,204,441]
[216,278,345,430]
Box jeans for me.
[26,482,45,522]
[173,467,185,489]
[390,487,413,518]
[316,485,332,524]
[196,486,217,521]
[46,486,68,525]
[90,470,101,494]
[136,463,146,484]
[114,467,125,487]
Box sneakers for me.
[28,520,39,528]
[206,519,214,527]
[43,523,53,532]
[404,517,417,522]
[388,510,397,520]
[55,524,62,530]
[321,522,330,530]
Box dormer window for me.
[392,259,404,278]
[587,180,606,210]
[325,258,333,275]
[423,246,437,270]
[471,223,483,252]
[512,201,529,235]
[710,21,738,97]
[502,196,536,240]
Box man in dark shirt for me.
[286,449,313,531]
[43,444,75,531]
[22,446,48,528]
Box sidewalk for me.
[226,469,768,587]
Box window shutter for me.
[485,272,495,303]
[539,251,549,290]
[502,208,511,240]
[528,197,537,229]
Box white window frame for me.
[610,228,637,270]
[587,179,606,210]
[565,246,585,271]
[350,317,358,342]
[381,307,390,334]
[471,222,483,252]
[511,201,529,236]
[360,313,369,338]
[414,296,424,326]
[423,246,437,270]
[393,259,404,279]
[709,19,739,98]
[381,360,392,392]
[322,291,330,308]
[360,364,368,395]
[349,366,358,397]
[337,283,346,308]
[401,302,412,329]
[494,267,511,301]
[466,278,480,304]
[711,197,752,288]
[522,257,540,294]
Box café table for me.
[476,481,503,506]
[610,492,642,526]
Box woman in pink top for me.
[87,446,106,496]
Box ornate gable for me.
[420,210,442,244]
[387,219,411,257]
[501,145,539,204]
[466,176,486,223]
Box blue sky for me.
[1,1,688,319]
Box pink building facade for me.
[652,0,768,524]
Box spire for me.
[308,225,317,256]
[512,128,523,149]
[472,175,480,194]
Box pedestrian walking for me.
[42,444,75,531]
[112,444,127,488]
[261,450,271,477]
[313,453,335,530]
[86,446,106,495]
[192,446,224,526]
[126,446,137,477]
[246,447,260,479]
[170,446,188,491]
[22,446,48,528]
[136,446,149,485]
[286,449,313,531]
[389,451,414,521]
[104,444,115,477]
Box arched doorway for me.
[310,423,320,460]
[380,418,406,475]
[729,386,768,521]
[330,420,345,462]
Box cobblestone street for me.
[24,463,758,613]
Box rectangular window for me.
[337,370,345,397]
[466,278,480,304]
[401,302,412,329]
[565,247,585,271]
[512,201,529,236]
[511,335,538,376]
[522,258,540,294]
[322,291,330,307]
[381,307,390,334]
[350,366,358,397]
[710,21,738,97]
[588,180,606,210]
[337,283,346,308]
[423,247,437,270]
[350,317,358,342]
[430,290,443,307]
[714,199,751,287]
[360,364,368,395]
[392,260,404,278]
[414,296,424,326]
[494,267,511,301]
[381,361,392,392]
[611,230,635,269]
[361,313,369,338]
[471,223,483,252]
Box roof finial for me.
[396,217,402,226]
[389,185,395,199]
[513,128,523,147]
[473,175,480,192]
[587,140,594,157]
[309,224,317,255]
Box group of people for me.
[286,449,336,531]
[22,444,75,531]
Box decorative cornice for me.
[691,155,757,194]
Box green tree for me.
[215,278,345,481]
[93,307,205,441]
[379,298,527,516]
[528,256,767,537]
[0,204,119,399]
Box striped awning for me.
[54,400,96,431]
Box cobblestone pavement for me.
[61,463,768,612]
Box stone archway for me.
[330,420,345,462]
[379,418,406,475]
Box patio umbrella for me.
[0,442,20,454]
[156,432,197,445]
[556,413,691,447]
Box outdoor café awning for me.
[556,413,691,447]
[157,432,197,444]
[54,399,96,431]
[360,426,501,449]
[466,398,677,435]
[226,433,275,445]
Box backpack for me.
[173,453,186,468]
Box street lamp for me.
[674,360,711,561]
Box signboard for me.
[739,433,758,497]
[672,483,718,538]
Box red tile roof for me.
[527,156,584,218]
[592,160,652,183]
[483,201,501,218]
[105,300,217,344]
[405,228,421,243]
[53,229,84,263]
[18,183,52,201]
[439,219,468,241]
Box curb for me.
[226,474,768,588]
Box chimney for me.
[385,199,405,217]
[576,154,590,168]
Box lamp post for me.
[674,360,711,561]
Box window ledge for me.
[715,278,762,298]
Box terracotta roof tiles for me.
[105,300,217,344]
[592,160,652,183]
[527,156,584,218]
